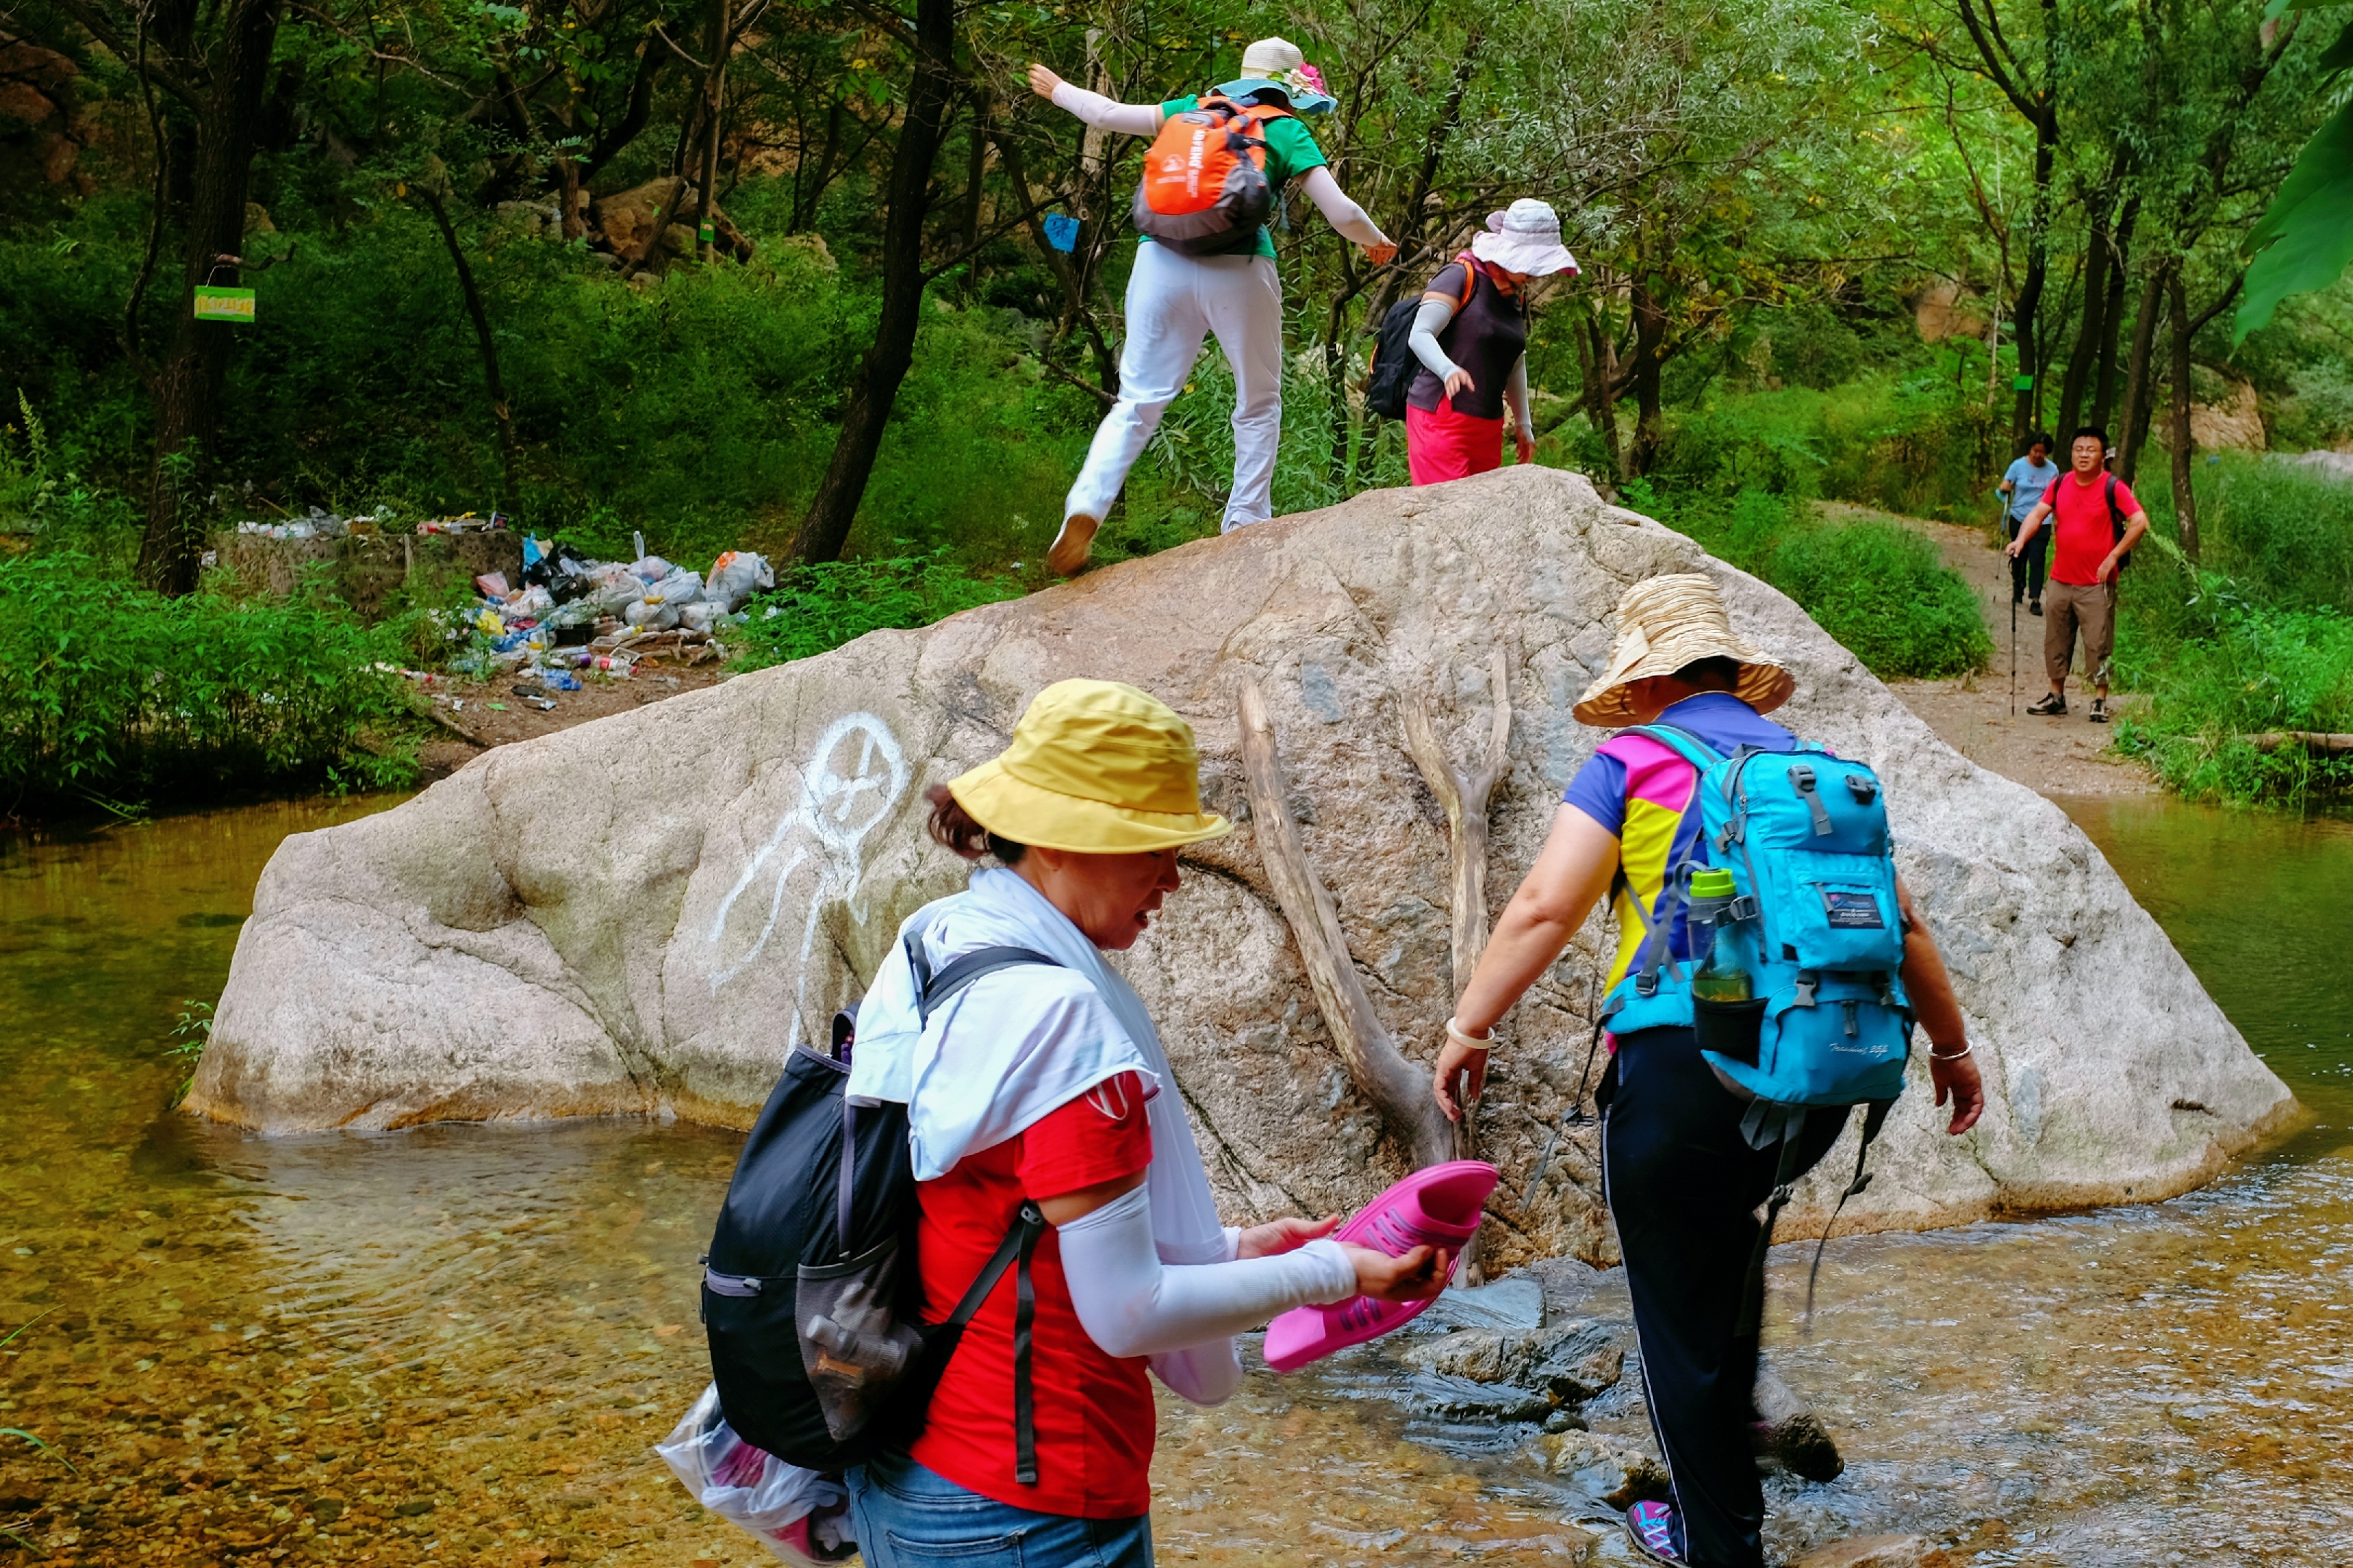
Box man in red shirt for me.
[2006,425,2149,724]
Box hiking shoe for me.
[1047,513,1099,576]
[2026,693,2067,716]
[2089,697,2110,724]
[2028,597,2044,616]
[1625,1500,1687,1565]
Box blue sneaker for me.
[1625,1499,1687,1564]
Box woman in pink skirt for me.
[1404,200,1578,485]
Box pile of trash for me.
[428,536,775,685]
[232,507,391,542]
[230,507,510,541]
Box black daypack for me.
[1364,253,1477,421]
[2103,473,2134,575]
[701,939,1063,1478]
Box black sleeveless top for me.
[1406,258,1528,421]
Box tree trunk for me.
[1627,275,1668,478]
[992,128,1117,392]
[956,88,990,301]
[1344,32,1483,489]
[421,189,520,500]
[791,98,845,231]
[2055,204,2112,442]
[2009,105,2057,451]
[2169,269,2200,563]
[786,0,955,564]
[2089,197,2139,432]
[2115,266,2165,483]
[692,0,728,262]
[1578,302,1624,482]
[135,0,285,596]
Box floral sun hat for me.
[1218,36,1337,115]
[1469,200,1581,279]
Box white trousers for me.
[1065,244,1284,531]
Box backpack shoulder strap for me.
[915,942,1065,1024]
[1451,250,1479,310]
[1616,722,1726,771]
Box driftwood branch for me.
[1399,647,1513,997]
[1397,648,1513,1277]
[2245,730,2353,754]
[1238,677,1453,1172]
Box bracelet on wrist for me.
[1445,1017,1494,1052]
[1928,1041,1973,1063]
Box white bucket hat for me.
[1470,200,1581,278]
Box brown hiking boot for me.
[1048,514,1099,576]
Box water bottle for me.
[1689,867,1752,1003]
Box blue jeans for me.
[847,1449,1154,1568]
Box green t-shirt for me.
[1144,96,1328,259]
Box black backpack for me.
[701,939,1063,1479]
[1363,253,1476,421]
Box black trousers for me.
[2006,514,2048,602]
[1601,1028,1846,1568]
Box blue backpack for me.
[1587,722,1916,1329]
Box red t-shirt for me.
[908,1072,1154,1518]
[2047,470,2135,586]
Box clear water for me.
[1,795,2348,1566]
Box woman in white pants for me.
[1027,38,1395,575]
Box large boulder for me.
[187,467,2295,1265]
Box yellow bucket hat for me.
[947,679,1234,853]
[1572,573,1795,727]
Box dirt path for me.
[413,664,726,781]
[1816,500,2156,798]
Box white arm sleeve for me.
[1410,295,1462,381]
[1050,81,1163,136]
[1299,166,1390,248]
[1056,1184,1357,1360]
[1143,1222,1247,1405]
[1506,354,1531,437]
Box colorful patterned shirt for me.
[1562,693,1798,991]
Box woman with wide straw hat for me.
[844,678,1447,1567]
[1424,578,1984,1568]
[1405,200,1579,485]
[1026,41,1397,575]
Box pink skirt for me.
[1406,401,1506,486]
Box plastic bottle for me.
[1689,867,1752,1003]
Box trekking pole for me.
[2004,500,2017,718]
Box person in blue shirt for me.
[1999,433,2059,616]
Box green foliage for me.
[0,552,421,809]
[1642,486,1992,678]
[1651,372,2005,523]
[166,998,214,1101]
[2106,455,2353,801]
[726,551,1023,671]
[2238,92,2353,341]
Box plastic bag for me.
[628,554,675,584]
[654,1386,856,1566]
[706,551,776,613]
[679,601,717,634]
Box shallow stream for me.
[1,794,2348,1566]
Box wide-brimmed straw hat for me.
[1470,200,1581,279]
[1217,36,1337,115]
[947,679,1234,853]
[1572,574,1794,727]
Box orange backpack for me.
[1130,95,1294,256]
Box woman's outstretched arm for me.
[1029,64,1164,135]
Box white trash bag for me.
[705,551,776,613]
[654,1385,856,1565]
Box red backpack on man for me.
[1130,95,1293,256]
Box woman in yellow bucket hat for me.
[844,678,1447,1566]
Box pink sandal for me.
[1262,1160,1497,1372]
